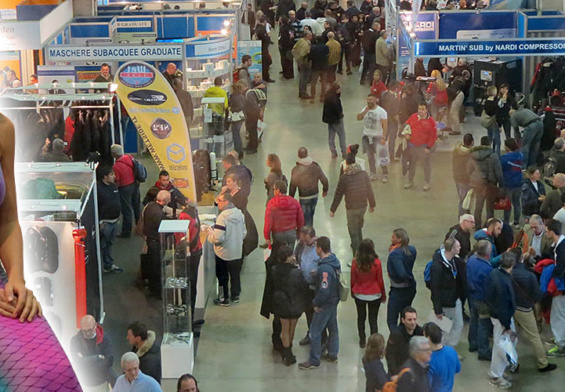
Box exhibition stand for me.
[15,162,103,353]
[396,8,565,106]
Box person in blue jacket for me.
[473,218,503,266]
[424,322,461,392]
[386,228,417,331]
[466,240,494,361]
[299,236,341,369]
[500,138,524,228]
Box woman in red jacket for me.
[351,239,386,348]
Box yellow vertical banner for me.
[114,61,197,202]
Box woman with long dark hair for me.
[386,228,417,331]
[363,333,389,392]
[264,153,286,202]
[351,239,386,348]
[271,246,308,365]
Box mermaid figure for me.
[0,113,82,391]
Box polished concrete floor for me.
[103,51,565,391]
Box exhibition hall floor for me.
[103,54,565,392]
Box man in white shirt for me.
[300,11,317,34]
[113,353,162,392]
[356,93,388,182]
[554,193,565,231]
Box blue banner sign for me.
[415,39,565,57]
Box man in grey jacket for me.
[209,192,247,306]
[289,147,329,227]
[468,136,503,228]
[511,108,543,168]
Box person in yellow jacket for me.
[204,76,228,115]
[325,32,341,84]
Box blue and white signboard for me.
[415,38,565,57]
[46,45,183,61]
[398,12,437,74]
[237,41,262,75]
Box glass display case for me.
[159,219,194,378]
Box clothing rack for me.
[0,90,121,146]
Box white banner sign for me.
[193,39,231,57]
[46,45,183,61]
[117,21,151,28]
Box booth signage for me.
[117,21,151,28]
[46,45,183,61]
[187,39,231,58]
[115,61,197,201]
[415,39,565,57]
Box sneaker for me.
[544,338,555,346]
[359,339,366,349]
[103,264,124,273]
[322,353,338,363]
[512,222,521,230]
[489,377,512,389]
[299,335,311,346]
[213,298,230,307]
[347,261,352,267]
[298,361,320,370]
[232,296,240,303]
[538,363,557,373]
[546,345,565,357]
[404,182,413,189]
[369,173,378,181]
[422,182,431,191]
[382,175,389,183]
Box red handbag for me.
[493,196,512,210]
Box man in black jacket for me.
[330,153,375,256]
[385,306,424,376]
[359,20,379,86]
[545,219,565,358]
[289,147,329,227]
[509,248,557,372]
[143,190,170,297]
[255,17,274,83]
[485,251,517,389]
[70,315,116,389]
[397,336,432,392]
[309,39,329,103]
[445,213,475,259]
[429,238,465,347]
[97,166,123,273]
[279,16,295,80]
[126,321,162,383]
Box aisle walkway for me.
[192,51,565,391]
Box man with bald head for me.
[143,190,171,297]
[325,31,341,84]
[70,315,115,391]
[113,353,162,392]
[163,62,182,86]
[541,173,565,219]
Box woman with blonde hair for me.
[363,333,389,392]
[426,69,448,122]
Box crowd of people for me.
[55,1,565,391]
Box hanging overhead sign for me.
[415,38,565,57]
[46,45,183,61]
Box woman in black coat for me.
[271,246,308,366]
[323,82,346,159]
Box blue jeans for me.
[503,187,521,224]
[309,305,339,365]
[387,286,417,331]
[328,120,346,157]
[455,182,471,218]
[231,121,243,156]
[100,221,117,269]
[522,120,543,168]
[119,183,140,236]
[272,229,297,251]
[468,298,493,358]
[300,197,318,227]
[487,123,501,156]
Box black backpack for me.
[129,155,148,183]
[193,149,212,201]
[25,226,59,274]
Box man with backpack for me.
[428,238,465,348]
[236,55,253,86]
[111,144,143,238]
[241,80,267,154]
[299,236,341,369]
